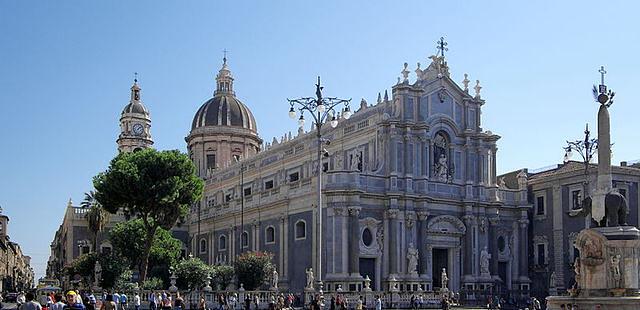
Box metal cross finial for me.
[134,72,138,83]
[599,66,607,85]
[223,49,228,63]
[436,37,448,57]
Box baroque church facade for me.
[186,54,532,294]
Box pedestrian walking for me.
[100,295,116,310]
[119,293,127,310]
[374,296,381,310]
[64,291,85,310]
[133,294,140,310]
[174,293,184,310]
[149,292,157,310]
[19,292,42,310]
[51,294,65,310]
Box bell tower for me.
[117,76,153,153]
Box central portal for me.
[359,258,376,290]
[432,248,448,289]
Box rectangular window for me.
[289,172,300,182]
[265,180,274,190]
[572,190,581,210]
[244,187,252,197]
[536,196,545,215]
[225,193,232,202]
[206,154,216,170]
[537,244,546,265]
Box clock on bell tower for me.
[116,77,154,153]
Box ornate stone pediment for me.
[426,215,466,235]
[575,229,606,266]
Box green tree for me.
[81,190,111,253]
[109,219,182,274]
[65,253,97,287]
[211,264,235,290]
[234,251,275,290]
[98,252,130,289]
[93,149,203,282]
[174,256,212,290]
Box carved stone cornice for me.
[462,214,476,225]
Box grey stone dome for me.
[191,94,257,131]
[122,101,149,115]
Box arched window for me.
[265,226,275,244]
[199,239,207,254]
[219,235,227,251]
[241,231,249,248]
[295,220,306,240]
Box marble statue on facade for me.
[462,73,470,92]
[441,268,449,291]
[401,62,410,83]
[435,154,449,182]
[610,253,621,287]
[406,244,418,275]
[94,260,102,288]
[271,269,279,290]
[480,247,491,276]
[305,268,315,290]
[415,62,423,81]
[474,80,482,99]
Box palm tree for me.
[82,190,111,253]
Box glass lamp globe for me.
[288,107,296,119]
[317,103,326,113]
[343,107,352,120]
[566,149,573,159]
[330,117,338,128]
[298,115,305,127]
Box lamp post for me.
[287,76,351,294]
[564,123,598,226]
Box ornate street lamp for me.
[563,123,598,175]
[287,76,351,295]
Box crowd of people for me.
[10,290,142,310]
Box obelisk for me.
[592,104,611,224]
[592,66,614,224]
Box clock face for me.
[133,123,144,136]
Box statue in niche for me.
[610,253,621,287]
[435,154,449,181]
[433,133,451,182]
[480,247,491,276]
[406,244,418,274]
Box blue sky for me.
[1,1,639,281]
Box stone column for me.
[387,209,399,276]
[519,219,529,278]
[462,215,475,276]
[348,207,361,275]
[489,217,499,276]
[416,211,429,275]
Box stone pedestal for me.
[546,227,640,309]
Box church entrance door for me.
[432,248,448,289]
[359,258,376,290]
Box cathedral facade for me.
[187,54,531,293]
